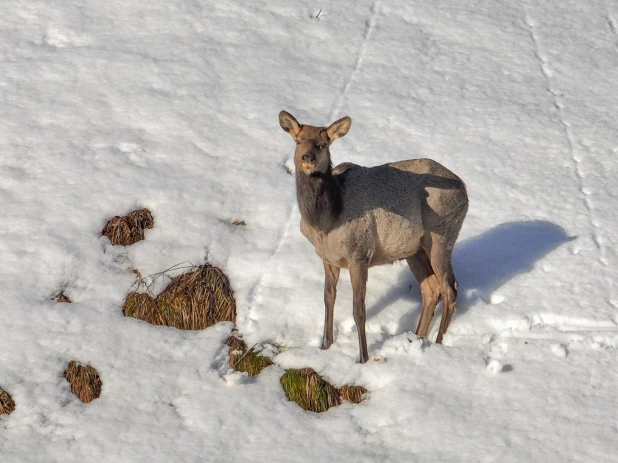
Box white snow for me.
[1,0,618,461]
[550,343,568,358]
[486,358,504,375]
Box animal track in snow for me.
[523,3,605,266]
[480,293,505,305]
[550,343,568,358]
[330,0,381,118]
[117,143,148,167]
[483,336,510,374]
[43,28,88,48]
[607,12,617,37]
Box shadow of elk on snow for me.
[366,220,574,332]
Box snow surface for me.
[1,0,618,461]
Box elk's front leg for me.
[350,263,369,363]
[322,261,340,350]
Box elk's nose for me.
[302,154,316,163]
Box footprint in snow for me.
[550,343,568,358]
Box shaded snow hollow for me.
[1,1,617,462]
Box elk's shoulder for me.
[332,162,360,175]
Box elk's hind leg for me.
[406,251,441,338]
[427,234,458,344]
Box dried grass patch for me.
[339,385,368,404]
[55,291,71,303]
[101,208,154,246]
[0,388,16,415]
[226,335,273,376]
[280,368,368,413]
[123,264,236,330]
[64,361,102,403]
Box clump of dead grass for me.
[123,264,236,330]
[231,220,246,226]
[123,292,158,321]
[101,208,154,246]
[280,368,368,413]
[226,335,273,376]
[0,388,16,416]
[63,361,102,404]
[339,385,368,404]
[55,290,71,303]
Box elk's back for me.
[301,159,468,268]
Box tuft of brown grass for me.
[55,291,71,303]
[123,292,158,321]
[280,369,368,412]
[123,264,236,330]
[64,361,102,404]
[0,388,16,415]
[101,208,154,246]
[339,385,368,404]
[231,220,246,226]
[225,335,273,376]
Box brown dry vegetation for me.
[339,385,368,404]
[64,361,102,404]
[55,291,71,303]
[0,388,16,415]
[123,264,236,330]
[231,220,246,226]
[101,208,154,246]
[280,368,368,413]
[225,335,273,376]
[55,290,73,304]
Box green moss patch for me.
[280,368,341,413]
[280,368,368,413]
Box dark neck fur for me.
[296,165,343,233]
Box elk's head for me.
[279,111,351,176]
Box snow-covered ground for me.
[1,0,617,461]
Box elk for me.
[279,111,468,363]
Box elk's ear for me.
[279,111,301,138]
[326,116,351,141]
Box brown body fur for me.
[279,111,468,362]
